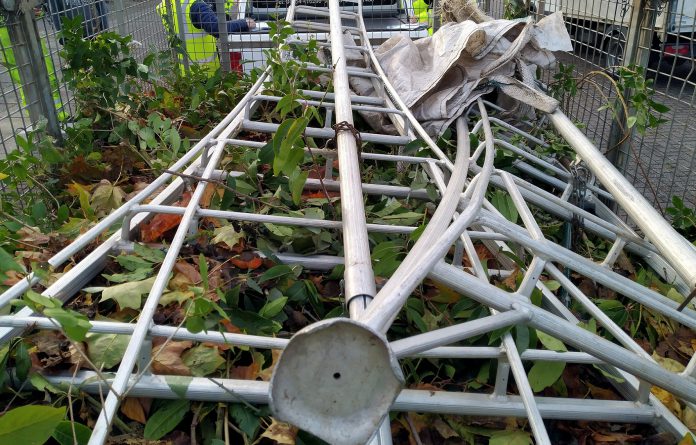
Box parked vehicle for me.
[532,0,695,73]
[225,0,429,72]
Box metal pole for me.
[112,0,127,35]
[215,0,231,72]
[2,0,62,141]
[549,110,696,292]
[173,0,191,71]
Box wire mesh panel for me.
[481,0,696,212]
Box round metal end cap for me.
[269,318,403,445]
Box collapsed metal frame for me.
[0,0,695,444]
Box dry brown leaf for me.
[151,340,192,376]
[502,267,520,291]
[651,386,682,418]
[17,226,50,245]
[231,352,264,380]
[174,261,201,284]
[260,418,298,444]
[2,270,24,286]
[432,418,458,439]
[592,432,643,442]
[200,183,218,208]
[121,397,148,424]
[587,382,621,401]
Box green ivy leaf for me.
[489,429,533,445]
[536,330,567,352]
[143,399,190,440]
[229,404,259,438]
[528,360,565,392]
[85,333,130,369]
[181,344,225,376]
[0,405,65,445]
[52,421,92,445]
[44,308,92,341]
[259,297,288,319]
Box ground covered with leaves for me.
[0,18,695,445]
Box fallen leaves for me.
[120,397,152,424]
[181,344,225,377]
[260,418,298,444]
[151,340,192,376]
[230,251,264,270]
[140,192,191,242]
[99,276,157,310]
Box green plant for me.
[666,196,696,241]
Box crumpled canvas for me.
[368,12,573,136]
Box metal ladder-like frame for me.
[1,1,695,444]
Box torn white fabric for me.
[373,12,572,136]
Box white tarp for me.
[349,12,573,136]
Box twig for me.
[163,169,288,211]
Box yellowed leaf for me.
[651,386,681,418]
[121,397,147,424]
[678,433,696,445]
[260,418,298,444]
[652,352,686,373]
[682,406,696,432]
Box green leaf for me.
[288,168,309,205]
[229,309,282,335]
[44,308,92,341]
[258,265,294,283]
[102,268,152,283]
[229,404,259,438]
[489,429,533,445]
[116,255,154,271]
[626,115,638,128]
[528,360,565,392]
[259,297,288,318]
[0,247,24,274]
[536,330,567,352]
[133,243,166,263]
[85,333,130,369]
[100,276,156,310]
[52,421,92,445]
[14,341,30,381]
[24,290,61,310]
[0,405,65,445]
[160,290,194,306]
[181,344,225,376]
[165,375,193,398]
[143,399,190,440]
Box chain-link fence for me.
[0,0,169,157]
[1,0,694,210]
[505,0,696,212]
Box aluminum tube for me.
[328,0,377,303]
[133,205,416,235]
[391,310,531,358]
[253,94,405,116]
[549,110,696,290]
[360,117,472,332]
[477,212,696,329]
[44,372,658,423]
[299,89,385,105]
[414,347,604,364]
[429,262,696,403]
[502,334,551,444]
[88,117,243,445]
[241,120,410,145]
[0,316,289,350]
[544,264,652,360]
